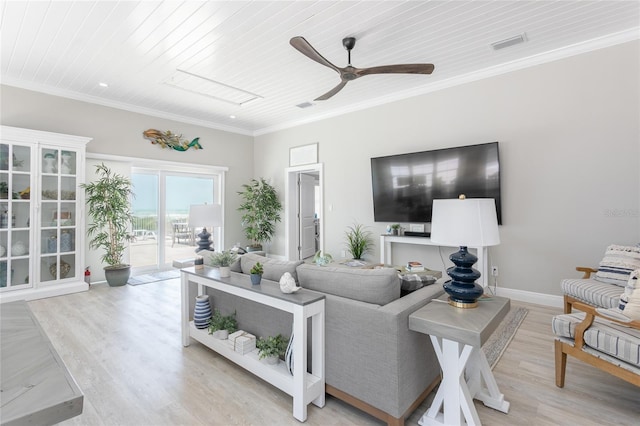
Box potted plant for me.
[0,182,8,200]
[313,250,333,266]
[207,309,238,339]
[250,262,263,285]
[81,163,135,286]
[345,223,373,260]
[390,224,401,235]
[237,178,282,251]
[256,334,289,365]
[209,250,238,278]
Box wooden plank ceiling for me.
[1,1,638,135]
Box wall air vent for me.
[164,69,263,106]
[296,102,314,109]
[491,33,527,51]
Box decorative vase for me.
[0,244,5,257]
[194,295,212,329]
[219,266,230,278]
[250,273,262,285]
[60,152,72,174]
[285,330,294,375]
[60,230,72,252]
[212,329,228,339]
[43,154,56,173]
[48,235,57,253]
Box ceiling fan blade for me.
[315,80,348,101]
[356,64,435,77]
[290,36,340,73]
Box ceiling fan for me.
[290,36,435,101]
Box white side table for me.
[409,296,511,426]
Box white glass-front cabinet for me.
[0,126,91,303]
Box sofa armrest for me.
[571,301,640,348]
[576,266,598,279]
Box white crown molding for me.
[2,28,637,138]
[0,77,254,137]
[254,27,639,136]
[86,151,229,174]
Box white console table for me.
[380,235,489,287]
[181,267,325,422]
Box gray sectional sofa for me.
[200,252,444,425]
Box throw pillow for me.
[619,269,640,321]
[594,244,640,286]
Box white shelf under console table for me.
[379,235,489,288]
[180,266,325,422]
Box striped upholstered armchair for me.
[561,244,640,314]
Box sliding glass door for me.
[130,170,218,273]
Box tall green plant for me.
[345,223,373,260]
[81,163,135,266]
[237,178,282,247]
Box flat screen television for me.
[371,142,501,224]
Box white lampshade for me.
[430,198,500,247]
[188,204,222,229]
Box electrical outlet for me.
[491,266,499,277]
[341,250,346,258]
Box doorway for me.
[285,164,323,261]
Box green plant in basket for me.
[256,334,289,360]
[250,262,264,275]
[208,309,238,334]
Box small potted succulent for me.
[209,250,238,278]
[250,262,263,285]
[256,334,289,365]
[207,309,238,340]
[390,224,401,235]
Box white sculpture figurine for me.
[279,272,300,294]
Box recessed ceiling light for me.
[296,101,314,109]
[98,82,109,88]
[229,115,236,119]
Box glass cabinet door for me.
[0,143,32,290]
[40,147,77,284]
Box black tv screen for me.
[371,142,502,224]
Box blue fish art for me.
[143,129,203,151]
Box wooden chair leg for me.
[555,339,567,388]
[563,295,572,314]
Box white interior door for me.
[298,173,317,259]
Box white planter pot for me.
[262,355,279,365]
[212,329,229,340]
[219,266,230,277]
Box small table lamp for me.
[188,204,222,253]
[430,195,500,308]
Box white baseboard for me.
[493,286,564,308]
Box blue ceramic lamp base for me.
[443,246,484,309]
[195,228,213,253]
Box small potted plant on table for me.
[345,223,373,260]
[207,309,238,339]
[209,250,238,278]
[250,262,263,285]
[256,334,289,365]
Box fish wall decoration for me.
[143,129,203,151]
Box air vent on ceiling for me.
[491,33,527,51]
[296,101,314,109]
[164,69,262,106]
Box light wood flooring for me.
[26,279,640,426]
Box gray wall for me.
[254,41,640,298]
[0,86,254,279]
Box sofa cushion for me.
[561,278,621,309]
[595,244,640,286]
[296,264,401,305]
[240,253,303,283]
[552,312,640,367]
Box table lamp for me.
[430,195,500,308]
[188,203,222,253]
